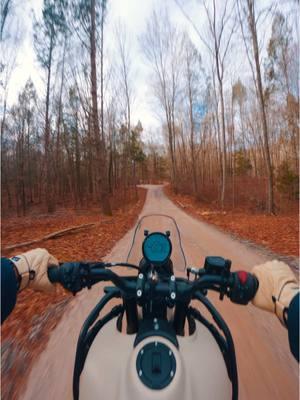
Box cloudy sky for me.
[4,0,200,135]
[2,0,297,138]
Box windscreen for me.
[127,214,186,271]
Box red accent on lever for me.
[237,271,248,285]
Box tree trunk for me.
[231,93,235,209]
[87,112,94,198]
[20,123,26,216]
[90,0,112,215]
[247,0,274,214]
[187,58,198,195]
[55,37,66,201]
[45,30,55,213]
[218,78,226,209]
[75,111,81,206]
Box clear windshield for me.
[127,214,186,271]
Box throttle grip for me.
[48,263,91,294]
[230,271,259,305]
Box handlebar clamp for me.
[168,275,177,307]
[136,273,145,305]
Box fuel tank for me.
[79,318,231,400]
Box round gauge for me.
[142,232,172,265]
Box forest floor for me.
[1,188,146,400]
[165,186,299,260]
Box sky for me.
[1,0,208,139]
[1,0,298,140]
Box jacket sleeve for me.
[287,292,299,362]
[1,258,19,324]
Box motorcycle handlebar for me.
[48,263,258,305]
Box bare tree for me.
[90,0,111,215]
[176,0,236,207]
[237,0,275,214]
[115,21,134,191]
[0,0,12,40]
[141,9,184,189]
[265,11,299,172]
[34,0,67,212]
[183,36,200,194]
[0,0,21,149]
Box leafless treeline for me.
[1,0,166,216]
[142,0,299,213]
[1,0,299,217]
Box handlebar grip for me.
[230,271,259,305]
[47,263,91,294]
[48,266,61,283]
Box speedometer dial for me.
[142,232,172,265]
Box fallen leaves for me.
[166,187,299,258]
[1,188,146,400]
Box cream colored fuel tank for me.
[79,318,232,400]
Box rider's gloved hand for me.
[251,260,299,325]
[10,248,58,292]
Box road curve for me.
[22,185,298,400]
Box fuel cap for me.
[136,341,176,389]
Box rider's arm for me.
[252,260,299,362]
[287,293,299,362]
[1,249,58,324]
[1,258,20,323]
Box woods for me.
[1,0,299,217]
[142,0,298,213]
[1,0,165,217]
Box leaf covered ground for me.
[1,188,146,400]
[165,186,299,259]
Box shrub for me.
[276,161,299,199]
[234,151,252,176]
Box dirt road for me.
[22,185,298,400]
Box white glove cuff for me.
[10,255,35,290]
[274,281,299,324]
